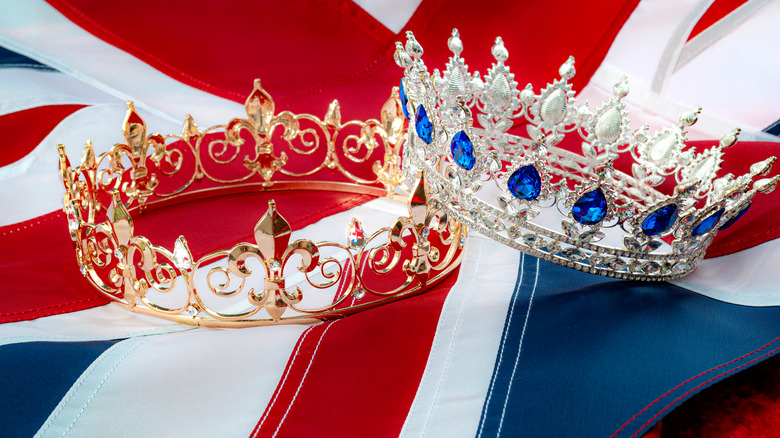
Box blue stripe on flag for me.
[764,118,780,137]
[0,46,56,71]
[0,340,119,437]
[476,258,780,437]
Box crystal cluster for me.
[393,29,779,280]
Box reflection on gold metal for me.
[58,81,465,327]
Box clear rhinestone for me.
[352,287,366,300]
[580,230,605,243]
[628,260,643,273]
[672,261,690,275]
[561,221,578,239]
[640,240,662,253]
[79,265,87,276]
[459,234,466,248]
[523,234,540,248]
[561,248,587,262]
[185,305,198,317]
[588,253,604,267]
[507,225,522,239]
[268,259,282,271]
[114,248,123,259]
[420,227,430,239]
[606,257,627,271]
[642,261,661,274]
[546,240,562,255]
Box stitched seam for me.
[252,326,315,437]
[0,211,60,237]
[611,333,780,437]
[419,240,482,436]
[51,0,244,101]
[0,297,104,317]
[0,64,54,70]
[496,258,539,438]
[477,254,525,438]
[36,337,150,436]
[632,343,780,438]
[272,320,338,437]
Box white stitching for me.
[272,320,339,437]
[477,254,525,438]
[496,258,540,437]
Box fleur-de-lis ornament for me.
[227,200,320,321]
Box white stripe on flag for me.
[0,103,180,226]
[0,0,242,127]
[400,237,521,438]
[34,325,309,438]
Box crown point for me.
[613,76,629,98]
[491,37,508,62]
[750,156,776,176]
[680,107,702,127]
[448,29,463,55]
[755,175,780,194]
[81,140,96,168]
[394,42,412,68]
[405,33,423,59]
[559,57,576,80]
[719,128,741,148]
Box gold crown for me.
[57,81,466,327]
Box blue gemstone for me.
[415,104,434,144]
[641,204,679,236]
[450,131,476,170]
[507,165,542,201]
[691,207,725,236]
[719,203,751,230]
[572,188,608,225]
[399,78,410,120]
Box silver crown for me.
[394,29,779,281]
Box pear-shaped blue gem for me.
[572,188,608,225]
[399,78,410,120]
[691,207,725,236]
[450,130,476,170]
[719,203,751,230]
[507,165,542,201]
[415,104,434,144]
[641,204,679,236]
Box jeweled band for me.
[395,29,778,281]
[58,81,465,326]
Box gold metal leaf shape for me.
[107,194,133,246]
[122,102,147,157]
[381,87,405,145]
[245,79,275,135]
[254,200,292,261]
[81,141,96,170]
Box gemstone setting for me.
[450,130,476,170]
[691,207,725,236]
[507,165,542,201]
[571,188,608,225]
[415,104,434,144]
[399,78,410,120]
[641,204,679,236]
[719,203,751,230]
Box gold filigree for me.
[58,83,465,327]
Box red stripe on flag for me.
[0,105,86,167]
[43,0,639,121]
[688,0,749,42]
[252,270,460,438]
[0,191,373,323]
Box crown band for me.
[58,81,465,327]
[395,29,778,281]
